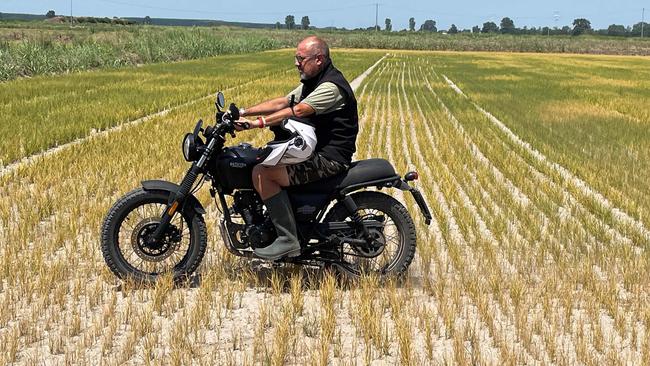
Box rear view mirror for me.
[216,92,225,110]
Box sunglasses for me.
[295,54,317,64]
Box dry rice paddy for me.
[1,50,649,365]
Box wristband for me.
[239,107,246,116]
[257,116,266,128]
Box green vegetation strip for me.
[0,26,291,81]
[2,22,650,83]
[0,50,286,166]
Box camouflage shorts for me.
[286,153,349,186]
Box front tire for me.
[324,191,417,278]
[100,188,207,283]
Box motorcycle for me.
[100,92,432,283]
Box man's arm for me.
[258,81,343,126]
[261,103,315,127]
[240,96,289,117]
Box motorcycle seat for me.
[288,158,399,195]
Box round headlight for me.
[182,133,194,161]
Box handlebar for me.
[203,100,257,143]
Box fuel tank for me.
[210,143,261,193]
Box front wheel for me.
[100,188,207,283]
[324,191,417,278]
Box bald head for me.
[297,36,330,61]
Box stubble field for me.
[1,48,649,365]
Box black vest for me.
[281,61,359,165]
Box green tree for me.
[448,24,458,34]
[572,18,591,35]
[420,20,437,32]
[500,17,515,34]
[385,18,392,32]
[631,22,649,36]
[46,10,56,18]
[481,21,499,33]
[607,24,627,37]
[409,17,416,31]
[301,16,310,30]
[285,15,295,30]
[143,15,151,25]
[275,21,281,29]
[472,25,480,33]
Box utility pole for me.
[70,0,73,26]
[642,8,645,38]
[375,3,379,31]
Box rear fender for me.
[394,180,432,225]
[141,180,206,216]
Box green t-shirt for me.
[286,82,346,115]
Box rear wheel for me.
[100,188,207,283]
[323,191,417,278]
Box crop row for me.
[427,51,650,232]
[354,54,649,363]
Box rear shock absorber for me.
[341,196,373,243]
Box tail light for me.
[404,171,419,181]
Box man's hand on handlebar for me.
[234,117,264,131]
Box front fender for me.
[141,180,206,215]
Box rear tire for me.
[323,191,417,278]
[100,188,207,284]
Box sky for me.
[2,0,648,31]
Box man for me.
[236,36,359,260]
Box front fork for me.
[150,133,218,242]
[150,164,201,242]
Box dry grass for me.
[1,50,649,365]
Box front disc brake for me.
[131,218,181,262]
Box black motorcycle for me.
[101,92,432,283]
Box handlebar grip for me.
[229,103,240,120]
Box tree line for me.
[40,9,647,37]
[279,14,649,37]
[45,10,135,25]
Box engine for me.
[230,191,275,249]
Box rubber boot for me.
[255,190,301,260]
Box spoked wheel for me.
[101,188,207,283]
[324,191,417,278]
